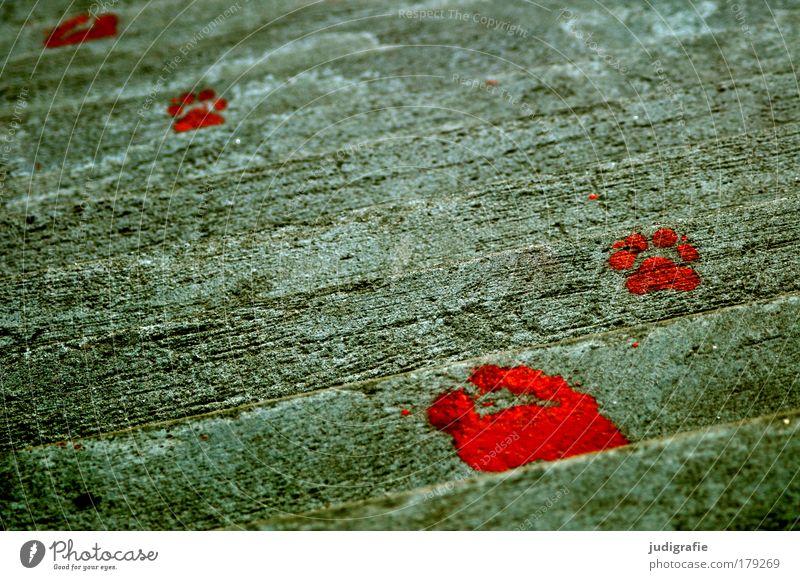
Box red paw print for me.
[609,228,700,295]
[166,90,228,133]
[428,365,628,472]
[44,13,118,48]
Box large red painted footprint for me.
[428,365,628,472]
[609,228,700,295]
[166,89,228,133]
[44,13,118,48]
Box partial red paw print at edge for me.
[44,13,118,48]
[166,89,228,133]
[428,365,628,472]
[609,228,700,295]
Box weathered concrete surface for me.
[4,50,798,205]
[3,118,797,278]
[5,43,793,177]
[1,294,798,529]
[248,410,800,531]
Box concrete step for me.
[2,0,797,533]
[3,0,793,104]
[3,89,798,276]
[3,2,798,185]
[1,124,796,328]
[0,124,800,280]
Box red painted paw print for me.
[609,228,700,295]
[166,90,228,133]
[44,13,118,48]
[428,365,628,472]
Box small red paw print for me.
[428,365,628,472]
[166,89,228,133]
[44,13,118,48]
[609,228,700,295]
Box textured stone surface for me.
[2,197,799,449]
[3,0,799,194]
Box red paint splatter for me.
[632,342,639,348]
[44,13,118,48]
[609,229,700,294]
[401,409,410,416]
[588,193,599,200]
[56,440,67,448]
[197,89,215,101]
[176,92,195,105]
[626,256,700,294]
[166,89,228,132]
[485,79,498,86]
[73,443,83,450]
[199,433,209,441]
[427,365,628,472]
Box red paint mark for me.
[56,440,67,448]
[632,342,639,348]
[626,257,700,294]
[652,228,678,248]
[485,79,498,86]
[401,409,410,416]
[681,234,688,241]
[167,89,228,132]
[199,433,209,441]
[44,13,118,48]
[197,89,215,101]
[177,92,195,105]
[588,193,599,201]
[608,249,637,270]
[427,365,628,472]
[73,443,83,450]
[609,229,700,294]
